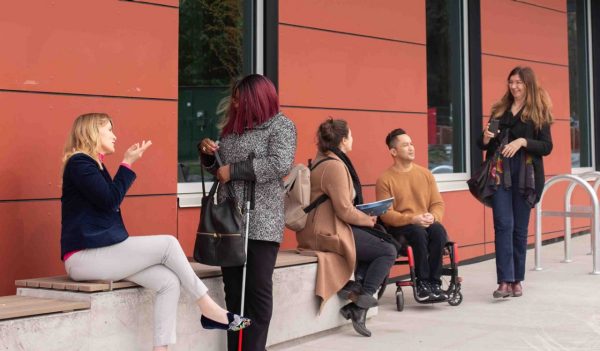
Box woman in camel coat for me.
[296,118,397,337]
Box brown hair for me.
[316,118,349,153]
[62,113,112,172]
[490,66,553,129]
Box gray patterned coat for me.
[206,112,297,243]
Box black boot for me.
[340,303,371,337]
[338,281,378,309]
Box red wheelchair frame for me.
[378,241,463,311]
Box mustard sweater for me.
[376,164,445,227]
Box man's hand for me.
[411,213,434,228]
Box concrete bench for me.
[0,295,90,321]
[2,250,370,351]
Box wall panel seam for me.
[0,89,177,102]
[118,0,179,9]
[281,105,427,115]
[482,53,569,68]
[513,0,566,14]
[279,22,425,47]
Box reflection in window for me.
[426,0,466,175]
[567,0,592,168]
[178,0,251,182]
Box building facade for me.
[1,0,598,296]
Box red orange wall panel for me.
[440,191,486,247]
[178,207,201,257]
[481,56,570,119]
[541,120,571,176]
[481,0,568,65]
[457,245,486,263]
[0,201,63,296]
[282,107,428,185]
[0,92,177,200]
[279,25,427,113]
[120,196,177,237]
[280,0,425,44]
[0,0,178,99]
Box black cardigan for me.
[476,110,553,205]
[60,153,136,260]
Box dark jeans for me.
[388,222,448,283]
[491,152,531,284]
[352,227,398,295]
[221,239,279,351]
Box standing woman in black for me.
[477,66,553,298]
[199,74,297,351]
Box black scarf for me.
[329,147,363,205]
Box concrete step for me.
[1,252,376,350]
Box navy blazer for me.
[60,153,136,260]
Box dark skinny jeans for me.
[352,227,398,295]
[388,222,448,283]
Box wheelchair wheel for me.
[395,288,405,312]
[447,291,463,306]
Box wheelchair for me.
[377,240,463,311]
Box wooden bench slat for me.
[16,251,317,293]
[0,296,90,320]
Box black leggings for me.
[352,227,398,295]
[221,239,279,351]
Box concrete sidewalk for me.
[271,234,600,351]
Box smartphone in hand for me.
[488,118,500,135]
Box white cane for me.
[237,200,251,351]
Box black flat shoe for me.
[201,312,251,332]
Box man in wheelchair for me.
[376,128,449,302]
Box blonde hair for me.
[491,66,554,130]
[62,113,112,172]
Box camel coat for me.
[296,152,374,309]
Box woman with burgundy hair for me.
[199,74,297,351]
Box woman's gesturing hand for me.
[198,138,219,156]
[501,138,527,158]
[123,140,152,165]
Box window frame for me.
[569,0,596,172]
[432,0,471,191]
[177,0,267,207]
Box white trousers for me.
[65,235,208,346]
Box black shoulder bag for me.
[193,153,246,267]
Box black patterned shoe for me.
[201,312,251,331]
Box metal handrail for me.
[534,174,600,274]
[564,171,600,261]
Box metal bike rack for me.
[534,174,600,274]
[564,171,600,261]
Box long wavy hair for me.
[220,74,279,136]
[490,66,553,129]
[62,113,112,173]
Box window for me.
[178,0,254,184]
[568,0,594,169]
[426,0,469,178]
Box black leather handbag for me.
[467,157,496,207]
[193,162,246,267]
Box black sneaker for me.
[430,282,448,300]
[416,280,433,301]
